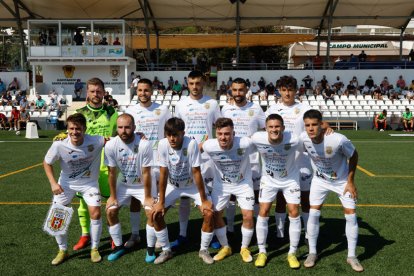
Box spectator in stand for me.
[73,29,84,45]
[107,95,118,109]
[8,77,19,92]
[313,54,322,69]
[349,54,358,69]
[314,81,322,96]
[20,96,29,109]
[362,75,375,96]
[320,75,329,93]
[265,82,275,98]
[0,78,6,93]
[227,77,233,89]
[245,78,251,89]
[113,37,121,45]
[402,108,413,132]
[0,112,7,129]
[358,50,367,62]
[250,81,260,99]
[182,77,188,91]
[381,77,390,92]
[218,81,227,97]
[172,80,182,96]
[153,76,160,89]
[258,77,266,91]
[396,75,406,90]
[13,91,22,106]
[374,110,387,131]
[297,84,306,100]
[99,37,108,45]
[2,91,12,106]
[333,76,344,92]
[322,85,335,104]
[17,107,30,130]
[167,76,174,90]
[373,86,383,100]
[9,106,20,131]
[74,79,83,100]
[345,81,357,97]
[302,75,313,95]
[305,57,313,69]
[35,95,47,111]
[158,82,166,95]
[408,49,414,62]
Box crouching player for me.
[252,114,302,268]
[43,113,105,265]
[151,118,214,264]
[104,114,155,262]
[302,110,363,272]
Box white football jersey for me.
[301,132,355,183]
[44,135,104,185]
[251,131,301,185]
[266,101,311,136]
[157,136,201,188]
[125,102,172,153]
[174,95,221,144]
[104,134,152,187]
[221,102,265,137]
[203,136,254,186]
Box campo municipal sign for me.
[329,43,388,49]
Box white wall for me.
[0,72,30,91]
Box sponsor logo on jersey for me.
[294,108,300,114]
[326,146,333,154]
[248,110,254,117]
[155,109,161,116]
[87,145,94,152]
[119,148,124,152]
[204,103,210,109]
[68,150,75,154]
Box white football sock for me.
[108,223,122,247]
[345,213,358,257]
[215,226,228,247]
[130,211,140,235]
[241,226,254,249]
[226,201,236,232]
[307,209,321,254]
[200,231,214,251]
[90,218,102,249]
[55,234,68,251]
[146,224,156,248]
[179,198,191,237]
[288,216,301,254]
[275,212,286,238]
[155,227,170,251]
[255,216,269,253]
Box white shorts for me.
[116,184,146,207]
[53,182,101,207]
[310,178,356,209]
[201,157,214,191]
[251,163,262,191]
[164,184,210,208]
[211,182,255,211]
[299,167,313,191]
[259,180,301,204]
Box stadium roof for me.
[1,0,413,31]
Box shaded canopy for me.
[1,0,413,31]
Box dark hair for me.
[303,109,323,121]
[266,113,284,125]
[67,113,87,129]
[232,77,247,86]
[382,109,387,115]
[164,117,185,135]
[87,77,105,90]
[138,78,153,87]
[188,70,204,79]
[215,117,234,129]
[278,75,297,90]
[118,113,135,126]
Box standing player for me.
[221,77,265,232]
[203,118,255,263]
[151,117,215,264]
[72,77,118,250]
[173,70,221,248]
[251,114,301,269]
[44,113,104,265]
[124,78,172,247]
[104,114,155,262]
[266,75,314,239]
[301,110,363,272]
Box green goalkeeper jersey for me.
[403,111,412,120]
[76,104,118,138]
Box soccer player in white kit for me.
[43,113,105,265]
[104,114,154,262]
[221,78,265,232]
[173,70,221,248]
[151,118,214,264]
[301,110,363,272]
[265,75,314,239]
[202,118,255,263]
[124,78,172,248]
[252,114,302,269]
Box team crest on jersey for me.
[183,148,188,156]
[204,103,210,109]
[134,145,139,153]
[284,143,291,151]
[331,172,337,179]
[155,109,161,116]
[248,110,254,117]
[237,148,244,156]
[87,145,94,152]
[326,146,333,154]
[294,108,300,114]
